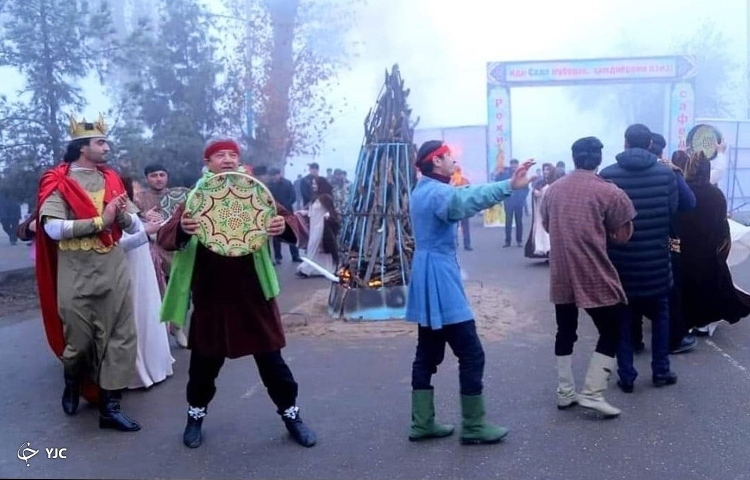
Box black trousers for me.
[504,202,524,244]
[668,252,687,346]
[411,320,485,396]
[272,236,300,261]
[554,303,622,357]
[187,349,298,413]
[459,218,471,248]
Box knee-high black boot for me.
[99,389,141,432]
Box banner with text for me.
[669,82,695,155]
[488,56,695,87]
[485,87,511,227]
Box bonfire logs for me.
[337,64,418,289]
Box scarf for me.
[160,168,280,326]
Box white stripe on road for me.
[705,339,750,381]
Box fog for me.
[1,0,748,179]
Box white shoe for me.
[706,321,720,337]
[556,355,578,409]
[172,327,188,348]
[578,352,621,418]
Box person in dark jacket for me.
[599,124,679,393]
[0,193,21,245]
[495,159,528,247]
[268,168,302,264]
[299,162,333,207]
[630,135,699,355]
[673,151,750,330]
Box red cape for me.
[35,163,127,403]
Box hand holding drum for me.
[180,212,200,235]
[267,216,286,236]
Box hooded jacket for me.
[599,148,678,298]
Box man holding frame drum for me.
[157,137,316,449]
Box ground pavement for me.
[0,235,34,283]
[1,217,750,480]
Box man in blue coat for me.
[495,159,529,248]
[406,140,533,445]
[599,124,679,392]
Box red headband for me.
[417,144,451,167]
[204,140,240,160]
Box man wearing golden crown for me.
[34,114,142,432]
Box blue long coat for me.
[405,176,513,329]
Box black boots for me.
[63,379,139,432]
[182,405,316,448]
[183,406,206,448]
[281,406,317,447]
[99,389,141,432]
[62,375,80,416]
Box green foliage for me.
[220,0,361,171]
[0,0,357,200]
[0,0,117,204]
[110,0,223,187]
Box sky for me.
[1,0,748,180]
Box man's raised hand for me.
[510,160,537,190]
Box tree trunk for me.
[259,0,298,172]
[39,0,62,165]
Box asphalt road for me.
[2,218,750,480]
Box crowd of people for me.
[9,112,750,452]
[406,128,749,433]
[541,124,750,415]
[14,116,355,449]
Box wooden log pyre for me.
[337,64,418,289]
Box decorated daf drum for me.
[687,124,722,160]
[185,172,277,257]
[159,187,190,222]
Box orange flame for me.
[451,166,469,187]
[337,266,385,288]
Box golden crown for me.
[68,113,108,140]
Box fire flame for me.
[337,267,353,285]
[336,267,384,288]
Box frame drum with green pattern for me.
[159,187,190,222]
[185,172,277,257]
[687,124,722,161]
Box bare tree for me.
[219,0,361,171]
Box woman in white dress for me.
[296,193,340,278]
[524,163,556,259]
[121,177,175,389]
